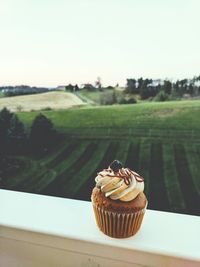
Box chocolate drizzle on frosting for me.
[97,167,144,185]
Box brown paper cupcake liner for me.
[92,202,147,238]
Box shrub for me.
[126,98,137,104]
[99,90,118,105]
[153,90,170,102]
[100,90,137,105]
[119,97,137,104]
[41,107,52,111]
[16,105,23,112]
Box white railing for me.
[0,189,199,267]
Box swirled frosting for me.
[95,162,144,202]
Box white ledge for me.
[0,189,200,267]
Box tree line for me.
[0,85,51,97]
[125,76,200,100]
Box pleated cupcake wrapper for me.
[92,202,147,238]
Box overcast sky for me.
[0,0,200,87]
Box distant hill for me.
[0,91,86,112]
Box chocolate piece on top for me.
[109,160,123,173]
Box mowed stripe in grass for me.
[10,142,75,191]
[162,144,186,213]
[7,159,38,189]
[66,142,110,199]
[125,141,140,171]
[16,165,47,191]
[52,141,90,176]
[149,142,170,212]
[38,140,69,165]
[46,142,79,168]
[138,139,151,197]
[115,141,130,166]
[174,144,200,215]
[16,142,78,191]
[44,142,98,198]
[76,142,120,201]
[197,146,200,159]
[28,170,57,193]
[184,144,200,196]
[41,141,89,195]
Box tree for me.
[125,79,137,94]
[0,108,14,155]
[8,114,27,153]
[74,84,79,91]
[179,79,188,95]
[65,84,74,92]
[163,80,172,94]
[188,84,194,96]
[0,108,27,185]
[0,108,27,155]
[82,83,95,91]
[173,81,179,95]
[140,79,152,99]
[137,78,144,91]
[30,113,58,155]
[173,80,185,96]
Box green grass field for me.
[76,89,103,104]
[0,91,4,98]
[3,100,200,216]
[18,100,200,131]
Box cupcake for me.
[91,160,147,238]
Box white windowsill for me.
[0,189,200,267]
